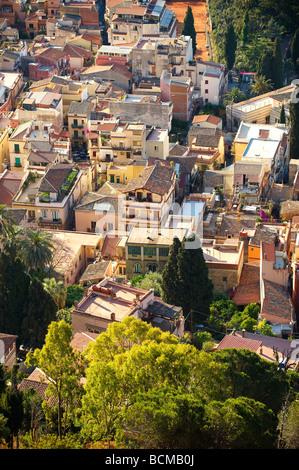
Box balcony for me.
[72,123,84,129]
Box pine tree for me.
[271,37,284,89]
[181,6,197,57]
[289,88,299,159]
[279,103,286,123]
[161,236,182,306]
[224,24,237,71]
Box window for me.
[128,246,141,255]
[147,264,157,272]
[52,210,59,221]
[91,221,96,231]
[144,246,156,256]
[42,209,47,218]
[108,223,113,231]
[14,144,20,153]
[223,277,227,282]
[110,174,115,183]
[205,89,208,94]
[159,247,169,257]
[134,263,141,273]
[205,80,209,84]
[73,119,78,127]
[15,157,21,166]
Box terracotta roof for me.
[216,334,262,353]
[18,368,50,401]
[0,333,17,356]
[249,229,277,248]
[232,261,260,306]
[0,170,25,206]
[116,5,147,15]
[70,330,98,352]
[192,114,222,125]
[261,279,294,321]
[63,43,92,60]
[101,234,122,257]
[39,164,73,193]
[122,163,175,196]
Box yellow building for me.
[0,128,10,170]
[106,160,146,185]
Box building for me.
[160,71,194,122]
[0,168,27,206]
[120,162,176,232]
[131,35,192,79]
[71,279,184,336]
[49,230,103,286]
[79,63,133,93]
[187,126,225,170]
[0,333,17,370]
[108,94,173,131]
[68,99,95,153]
[125,226,188,277]
[108,1,177,46]
[74,191,120,234]
[226,83,296,132]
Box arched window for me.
[134,263,141,273]
[147,264,157,272]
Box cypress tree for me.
[161,236,182,306]
[241,11,249,44]
[279,103,286,123]
[291,28,299,69]
[271,37,284,90]
[257,50,273,82]
[22,278,57,349]
[289,88,299,159]
[177,235,214,318]
[181,6,197,57]
[224,24,237,71]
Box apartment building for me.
[226,84,296,133]
[120,162,176,232]
[68,99,95,153]
[108,93,173,131]
[132,35,192,79]
[108,0,177,46]
[160,71,194,122]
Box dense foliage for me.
[209,0,298,72]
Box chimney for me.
[74,300,78,308]
[259,346,263,355]
[242,329,245,337]
[232,328,236,336]
[111,312,115,321]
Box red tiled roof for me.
[0,170,25,206]
[232,261,260,306]
[216,334,262,352]
[261,279,294,321]
[261,241,275,263]
[192,114,222,125]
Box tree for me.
[202,397,278,449]
[257,49,273,82]
[0,253,31,337]
[279,103,286,123]
[241,11,249,44]
[20,229,54,274]
[117,388,205,449]
[289,87,299,159]
[278,399,299,448]
[65,284,84,309]
[0,204,15,237]
[291,28,299,69]
[254,318,276,337]
[43,278,67,310]
[176,235,213,319]
[134,271,163,296]
[0,365,24,448]
[249,75,273,96]
[1,225,23,261]
[25,320,86,439]
[22,278,58,349]
[223,87,248,106]
[181,6,196,57]
[224,23,237,70]
[161,236,182,306]
[271,37,284,89]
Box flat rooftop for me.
[242,138,280,160]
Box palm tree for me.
[249,75,273,96]
[0,204,16,236]
[223,87,248,106]
[1,225,24,261]
[20,229,54,274]
[43,277,67,310]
